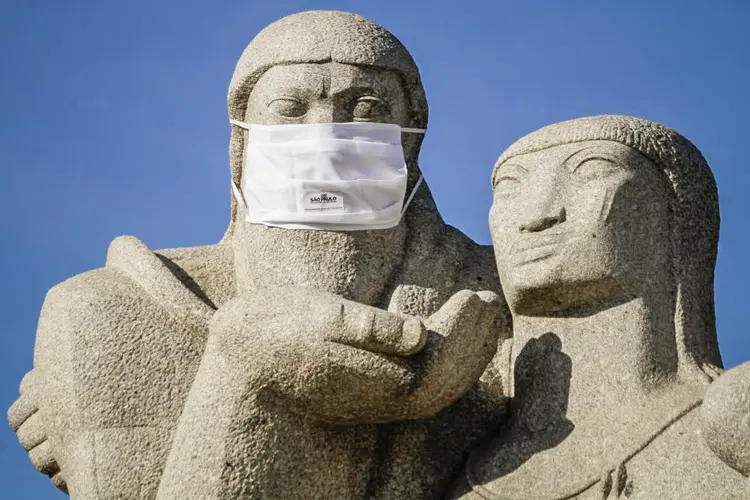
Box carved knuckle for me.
[50,471,68,493]
[17,412,47,451]
[28,441,59,475]
[8,395,37,432]
[19,371,36,394]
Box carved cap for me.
[495,115,722,377]
[223,10,430,239]
[227,10,427,126]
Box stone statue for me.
[8,10,510,500]
[10,11,750,500]
[452,115,750,499]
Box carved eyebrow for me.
[265,85,323,102]
[330,85,384,100]
[498,163,529,174]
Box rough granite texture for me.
[8,12,749,500]
[8,10,509,500]
[452,115,749,499]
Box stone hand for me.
[210,287,504,423]
[396,289,506,418]
[7,371,67,493]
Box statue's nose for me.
[518,170,567,233]
[306,102,336,123]
[306,102,355,124]
[519,206,566,233]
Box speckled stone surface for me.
[8,10,508,499]
[452,115,749,499]
[9,12,749,500]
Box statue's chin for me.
[232,223,406,305]
[505,276,628,317]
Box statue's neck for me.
[509,295,681,431]
[467,294,708,497]
[231,222,406,306]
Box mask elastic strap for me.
[399,126,425,216]
[401,175,424,216]
[231,180,249,214]
[230,119,251,215]
[230,119,250,130]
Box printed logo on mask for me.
[303,192,345,211]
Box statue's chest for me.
[464,410,746,500]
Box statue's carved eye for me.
[494,176,522,195]
[353,97,388,121]
[267,97,307,118]
[571,157,621,181]
[493,165,527,196]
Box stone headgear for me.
[494,115,722,376]
[223,10,430,239]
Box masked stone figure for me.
[8,11,510,499]
[452,115,750,499]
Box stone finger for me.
[50,471,68,494]
[614,463,628,496]
[405,291,502,418]
[438,290,501,359]
[17,412,47,451]
[599,468,614,499]
[19,371,36,394]
[425,289,484,336]
[8,394,37,432]
[321,300,427,356]
[475,290,503,326]
[28,440,60,476]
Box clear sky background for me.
[1,1,748,497]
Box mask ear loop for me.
[401,175,424,216]
[229,121,426,219]
[401,127,426,134]
[230,119,252,217]
[400,126,426,216]
[231,180,249,215]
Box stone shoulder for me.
[154,240,235,309]
[702,362,750,477]
[442,224,501,293]
[623,405,747,498]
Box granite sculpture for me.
[8,10,750,500]
[8,10,509,500]
[451,115,750,499]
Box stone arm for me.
[156,287,507,499]
[8,236,219,499]
[702,360,750,482]
[197,286,505,423]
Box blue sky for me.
[1,1,748,497]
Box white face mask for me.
[230,120,426,231]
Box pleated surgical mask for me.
[230,120,425,231]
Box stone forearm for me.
[157,328,377,499]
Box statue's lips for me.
[510,233,568,265]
